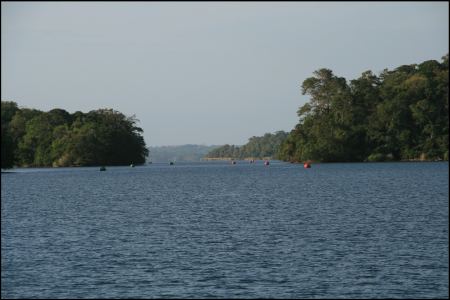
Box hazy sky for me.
[2,2,448,146]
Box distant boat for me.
[231,160,236,165]
[169,161,174,165]
[130,163,135,167]
[100,166,106,171]
[264,160,270,166]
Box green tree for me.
[1,124,15,168]
[205,131,288,160]
[0,102,149,167]
[279,55,448,163]
[1,101,19,168]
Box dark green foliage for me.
[1,101,19,168]
[205,131,288,159]
[1,123,15,169]
[278,55,449,162]
[1,104,148,168]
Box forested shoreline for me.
[149,144,219,162]
[1,102,148,168]
[2,56,448,168]
[204,131,288,160]
[204,56,448,163]
[278,55,448,162]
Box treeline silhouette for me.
[204,131,288,159]
[1,103,148,168]
[278,55,448,162]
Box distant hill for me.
[148,144,220,162]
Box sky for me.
[2,2,448,147]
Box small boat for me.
[231,160,236,165]
[264,160,270,166]
[130,163,135,168]
[304,162,311,168]
[169,161,174,165]
[100,166,106,171]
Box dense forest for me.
[204,131,288,160]
[1,102,148,168]
[148,144,219,162]
[2,56,447,168]
[278,55,449,162]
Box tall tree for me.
[0,102,149,167]
[1,101,19,168]
[279,55,449,162]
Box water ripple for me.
[2,162,448,298]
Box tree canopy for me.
[1,103,149,168]
[204,131,289,160]
[2,56,447,167]
[278,55,449,162]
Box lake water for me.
[1,161,448,298]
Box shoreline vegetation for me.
[204,55,448,163]
[204,131,288,161]
[276,55,448,163]
[2,55,448,169]
[1,104,148,169]
[147,144,219,163]
[202,157,273,161]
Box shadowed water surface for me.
[1,161,448,298]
